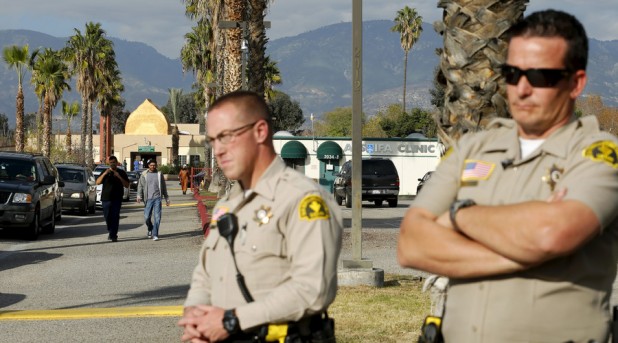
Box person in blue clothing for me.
[136,159,170,241]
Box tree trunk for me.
[86,100,94,167]
[435,0,528,143]
[80,96,87,163]
[403,50,408,114]
[42,93,51,157]
[247,0,268,96]
[223,0,244,93]
[100,114,106,163]
[15,85,24,152]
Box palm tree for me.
[391,6,423,115]
[169,88,183,167]
[31,48,71,157]
[434,0,528,142]
[65,22,116,167]
[61,100,80,154]
[2,45,36,152]
[97,62,124,163]
[263,55,281,102]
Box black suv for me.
[333,158,400,208]
[0,152,64,240]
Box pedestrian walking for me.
[136,159,170,241]
[177,90,342,342]
[179,164,190,195]
[398,10,618,342]
[95,155,129,242]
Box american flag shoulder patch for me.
[461,160,495,181]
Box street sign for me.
[138,146,154,152]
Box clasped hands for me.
[177,305,229,343]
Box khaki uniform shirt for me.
[184,157,343,330]
[414,116,618,342]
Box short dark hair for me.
[507,9,588,71]
[108,155,118,162]
[210,90,272,125]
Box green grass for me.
[330,274,430,343]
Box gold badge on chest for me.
[542,164,564,191]
[253,205,273,226]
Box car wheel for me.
[55,204,62,222]
[88,198,96,214]
[334,193,343,206]
[79,201,87,216]
[374,200,383,207]
[388,198,398,208]
[345,192,352,208]
[42,208,55,234]
[26,209,40,240]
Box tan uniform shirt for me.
[184,157,343,330]
[414,116,618,342]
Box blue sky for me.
[0,1,616,59]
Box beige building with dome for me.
[51,99,207,170]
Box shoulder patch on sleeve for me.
[582,140,618,168]
[298,195,330,221]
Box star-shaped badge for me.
[541,164,564,191]
[253,205,273,226]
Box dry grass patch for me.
[330,274,430,343]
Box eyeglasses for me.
[501,64,572,88]
[206,121,257,147]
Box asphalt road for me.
[0,184,416,342]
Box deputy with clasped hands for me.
[178,90,342,343]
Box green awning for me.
[317,141,342,160]
[280,141,307,159]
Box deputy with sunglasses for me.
[178,90,342,342]
[398,10,618,342]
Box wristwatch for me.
[449,199,476,232]
[222,309,240,335]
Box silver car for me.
[56,164,96,215]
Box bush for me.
[158,164,179,174]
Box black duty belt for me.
[224,312,335,343]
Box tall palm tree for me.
[434,0,528,142]
[181,19,215,109]
[61,100,80,154]
[391,6,423,115]
[97,63,124,163]
[169,88,183,167]
[2,45,36,152]
[65,22,116,167]
[31,48,71,157]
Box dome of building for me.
[274,130,294,137]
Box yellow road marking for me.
[0,306,184,321]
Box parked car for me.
[126,170,140,191]
[0,152,64,240]
[333,158,400,208]
[416,171,433,195]
[56,163,96,215]
[95,165,130,206]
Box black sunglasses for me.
[501,64,572,88]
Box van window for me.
[363,160,397,175]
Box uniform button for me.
[252,245,257,251]
[219,277,223,282]
[479,284,484,290]
[472,326,477,332]
[223,245,227,250]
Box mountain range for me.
[1,20,618,127]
